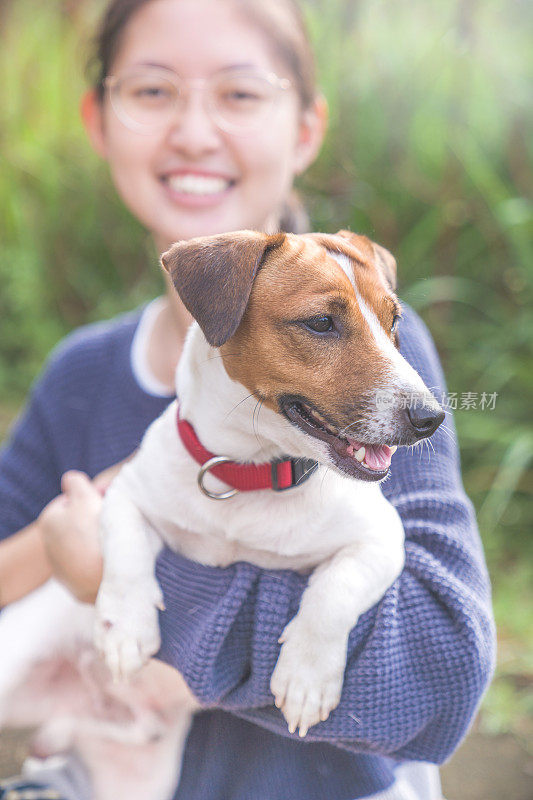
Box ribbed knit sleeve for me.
[0,365,65,541]
[155,305,496,764]
[0,312,156,542]
[0,324,110,542]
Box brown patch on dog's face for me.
[220,232,401,432]
[163,228,441,480]
[308,232,400,346]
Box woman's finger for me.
[61,470,93,497]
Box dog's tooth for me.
[354,447,365,462]
[390,445,397,454]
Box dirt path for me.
[440,730,532,800]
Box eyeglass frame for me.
[102,65,293,136]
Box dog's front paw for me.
[270,620,347,737]
[94,577,164,682]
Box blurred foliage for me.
[0,0,532,732]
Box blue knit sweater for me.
[0,303,495,800]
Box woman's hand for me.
[39,470,104,604]
[0,459,130,608]
[38,456,131,604]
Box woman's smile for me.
[159,168,237,208]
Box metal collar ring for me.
[197,455,239,500]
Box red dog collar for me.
[177,408,318,499]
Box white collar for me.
[130,297,175,398]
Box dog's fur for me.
[0,230,443,800]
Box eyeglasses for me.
[104,66,292,135]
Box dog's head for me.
[161,230,444,482]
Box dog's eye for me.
[304,315,335,333]
[391,314,401,334]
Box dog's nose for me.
[406,405,445,437]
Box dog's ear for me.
[161,230,285,347]
[335,230,397,291]
[371,243,397,292]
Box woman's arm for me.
[0,340,122,607]
[0,319,143,608]
[0,464,127,608]
[0,370,63,606]
[0,472,105,608]
[0,523,51,607]
[153,305,496,762]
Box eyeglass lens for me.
[111,69,284,132]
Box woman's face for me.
[84,0,324,250]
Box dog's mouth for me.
[279,397,397,482]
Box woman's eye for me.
[304,315,335,333]
[138,87,164,97]
[228,91,258,101]
[218,89,264,110]
[391,314,401,334]
[133,86,173,103]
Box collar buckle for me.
[271,457,319,491]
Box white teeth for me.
[390,446,397,454]
[166,174,231,195]
[354,447,365,462]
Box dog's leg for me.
[94,480,164,681]
[72,712,193,800]
[270,524,405,737]
[0,581,93,726]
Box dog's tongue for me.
[336,439,395,472]
[363,444,393,471]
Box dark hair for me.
[87,0,317,232]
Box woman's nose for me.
[165,89,221,155]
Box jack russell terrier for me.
[0,229,444,800]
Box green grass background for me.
[1,0,531,739]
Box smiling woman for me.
[83,0,324,250]
[0,1,495,800]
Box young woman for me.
[0,1,495,799]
